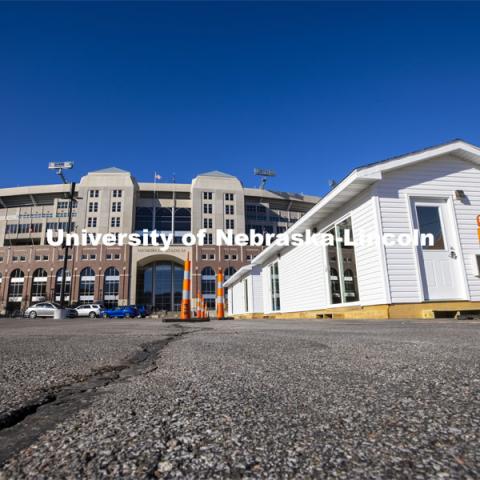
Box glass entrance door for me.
[137,261,183,312]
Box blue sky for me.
[1,2,480,195]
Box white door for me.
[412,199,464,300]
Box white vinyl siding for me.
[376,154,480,302]
[251,272,264,312]
[244,278,249,312]
[228,266,263,315]
[227,289,233,316]
[231,281,246,314]
[260,189,388,314]
[262,265,272,314]
[351,196,389,305]
[249,267,264,314]
[275,242,327,313]
[228,149,480,317]
[316,189,388,307]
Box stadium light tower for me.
[48,161,74,184]
[254,168,276,190]
[48,161,76,319]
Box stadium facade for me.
[0,168,318,314]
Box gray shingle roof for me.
[355,138,469,172]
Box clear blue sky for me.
[1,2,479,195]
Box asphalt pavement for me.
[0,317,479,479]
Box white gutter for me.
[224,264,253,288]
[251,140,480,268]
[250,168,379,267]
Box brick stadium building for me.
[0,168,318,314]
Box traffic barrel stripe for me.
[180,254,191,320]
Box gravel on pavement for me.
[0,318,479,479]
[0,317,180,418]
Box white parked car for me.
[24,303,77,318]
[75,304,103,318]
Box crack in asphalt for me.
[0,324,201,466]
[0,394,57,431]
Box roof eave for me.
[251,170,379,266]
[224,264,253,287]
[358,140,480,177]
[251,140,480,267]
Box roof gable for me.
[198,170,234,178]
[356,139,480,178]
[91,167,130,174]
[251,140,480,266]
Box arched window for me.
[135,207,153,231]
[224,267,236,280]
[155,207,172,231]
[79,267,95,303]
[55,268,71,302]
[8,269,25,303]
[31,268,48,302]
[201,267,216,309]
[223,267,236,311]
[103,267,120,308]
[174,208,191,232]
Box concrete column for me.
[119,267,129,306]
[72,269,80,305]
[23,270,32,309]
[47,269,55,302]
[96,268,103,304]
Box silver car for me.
[75,304,103,318]
[24,302,77,318]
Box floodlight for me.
[254,168,276,177]
[254,168,277,189]
[48,161,74,170]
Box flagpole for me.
[171,172,176,242]
[153,172,157,231]
[30,205,34,247]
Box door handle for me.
[449,247,457,259]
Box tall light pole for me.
[254,168,276,190]
[48,162,75,318]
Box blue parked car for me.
[130,305,150,318]
[101,305,139,318]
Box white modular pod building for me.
[226,264,263,317]
[227,140,480,319]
